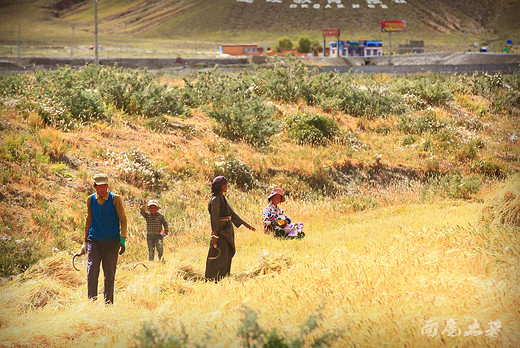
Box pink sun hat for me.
[267,188,285,202]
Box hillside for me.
[0,0,519,54]
[0,56,519,345]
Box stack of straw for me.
[480,175,520,226]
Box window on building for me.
[242,47,258,53]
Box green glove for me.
[119,237,126,255]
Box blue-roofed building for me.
[330,40,383,57]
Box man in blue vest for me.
[80,173,128,304]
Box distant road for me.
[1,53,519,74]
[319,64,519,74]
[313,52,520,74]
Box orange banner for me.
[322,28,340,37]
[381,21,406,32]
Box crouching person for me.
[262,188,305,239]
[80,173,127,304]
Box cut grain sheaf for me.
[480,175,520,226]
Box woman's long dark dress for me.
[205,194,244,281]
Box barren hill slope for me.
[0,0,518,49]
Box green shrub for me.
[140,83,187,118]
[143,115,171,132]
[106,149,167,192]
[309,165,336,194]
[286,112,339,145]
[470,72,520,114]
[274,36,293,52]
[343,86,405,119]
[237,305,343,348]
[179,78,200,107]
[335,130,365,150]
[253,56,313,103]
[207,99,279,147]
[296,36,312,53]
[96,65,187,118]
[344,195,379,212]
[65,88,105,122]
[398,111,445,135]
[189,68,254,107]
[402,134,417,146]
[0,73,28,96]
[393,73,453,107]
[420,79,453,106]
[307,72,405,118]
[37,135,71,161]
[0,234,40,277]
[31,66,107,126]
[421,173,482,199]
[134,306,342,348]
[1,65,188,129]
[31,200,72,250]
[418,136,435,153]
[0,134,48,164]
[187,68,280,146]
[472,157,507,178]
[213,155,256,191]
[434,127,460,151]
[34,97,75,130]
[456,143,477,162]
[134,322,189,348]
[96,65,153,115]
[457,117,484,131]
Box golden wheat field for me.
[0,192,519,347]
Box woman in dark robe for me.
[205,176,255,281]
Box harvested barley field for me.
[0,196,519,347]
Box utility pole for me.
[397,31,400,54]
[9,28,13,56]
[336,34,340,57]
[464,29,466,53]
[94,0,99,65]
[388,32,392,64]
[463,29,478,53]
[17,24,21,58]
[71,24,75,57]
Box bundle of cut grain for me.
[480,175,520,226]
[17,252,83,287]
[242,253,293,279]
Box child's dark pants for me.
[147,235,163,261]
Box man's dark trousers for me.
[87,239,119,304]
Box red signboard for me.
[381,20,406,32]
[322,28,340,37]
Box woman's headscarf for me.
[211,176,228,196]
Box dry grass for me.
[1,200,519,347]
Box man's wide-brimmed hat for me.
[93,173,109,185]
[267,188,285,202]
[147,199,160,208]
